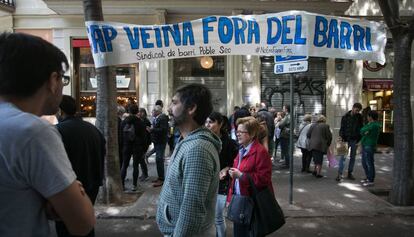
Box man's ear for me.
[187,104,197,117]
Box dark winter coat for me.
[121,114,147,147]
[151,113,169,145]
[218,134,238,195]
[339,111,363,142]
[307,122,332,154]
[56,116,106,193]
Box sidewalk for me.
[95,147,414,219]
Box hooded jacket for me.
[156,127,221,237]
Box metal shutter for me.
[260,56,327,128]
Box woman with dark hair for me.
[227,116,273,237]
[205,112,238,237]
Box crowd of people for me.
[0,32,381,237]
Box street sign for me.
[275,55,308,63]
[274,61,308,74]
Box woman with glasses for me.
[227,116,274,237]
[205,112,238,237]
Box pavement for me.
[94,145,414,220]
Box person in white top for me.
[0,32,95,237]
[296,114,313,172]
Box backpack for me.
[123,123,136,142]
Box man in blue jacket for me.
[156,84,221,237]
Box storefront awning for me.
[363,79,393,91]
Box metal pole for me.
[289,74,295,205]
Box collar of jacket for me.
[60,115,80,123]
[242,139,260,158]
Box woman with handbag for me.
[227,116,273,237]
[205,112,238,237]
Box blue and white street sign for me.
[274,61,308,74]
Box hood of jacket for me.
[181,127,222,153]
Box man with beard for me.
[0,32,95,236]
[156,84,221,237]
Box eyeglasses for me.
[236,130,249,134]
[59,72,70,86]
[62,75,70,86]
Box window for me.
[73,40,138,117]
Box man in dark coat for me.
[149,105,169,187]
[338,102,363,181]
[55,95,106,237]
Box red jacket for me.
[227,140,274,203]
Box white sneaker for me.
[360,179,369,183]
[362,182,374,187]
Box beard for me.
[42,92,62,116]
[172,111,187,127]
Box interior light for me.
[200,56,214,69]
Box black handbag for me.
[247,175,286,236]
[226,193,254,225]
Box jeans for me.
[215,194,227,237]
[361,145,375,182]
[121,144,145,186]
[273,138,281,160]
[280,137,290,166]
[338,139,357,175]
[155,143,166,180]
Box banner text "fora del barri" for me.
[86,11,387,68]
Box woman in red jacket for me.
[228,116,274,237]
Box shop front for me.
[363,79,393,146]
[362,42,394,147]
[172,56,227,114]
[72,39,139,117]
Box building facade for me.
[2,0,413,145]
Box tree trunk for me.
[82,0,123,204]
[378,0,414,205]
[389,32,414,205]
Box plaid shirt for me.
[156,127,221,237]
